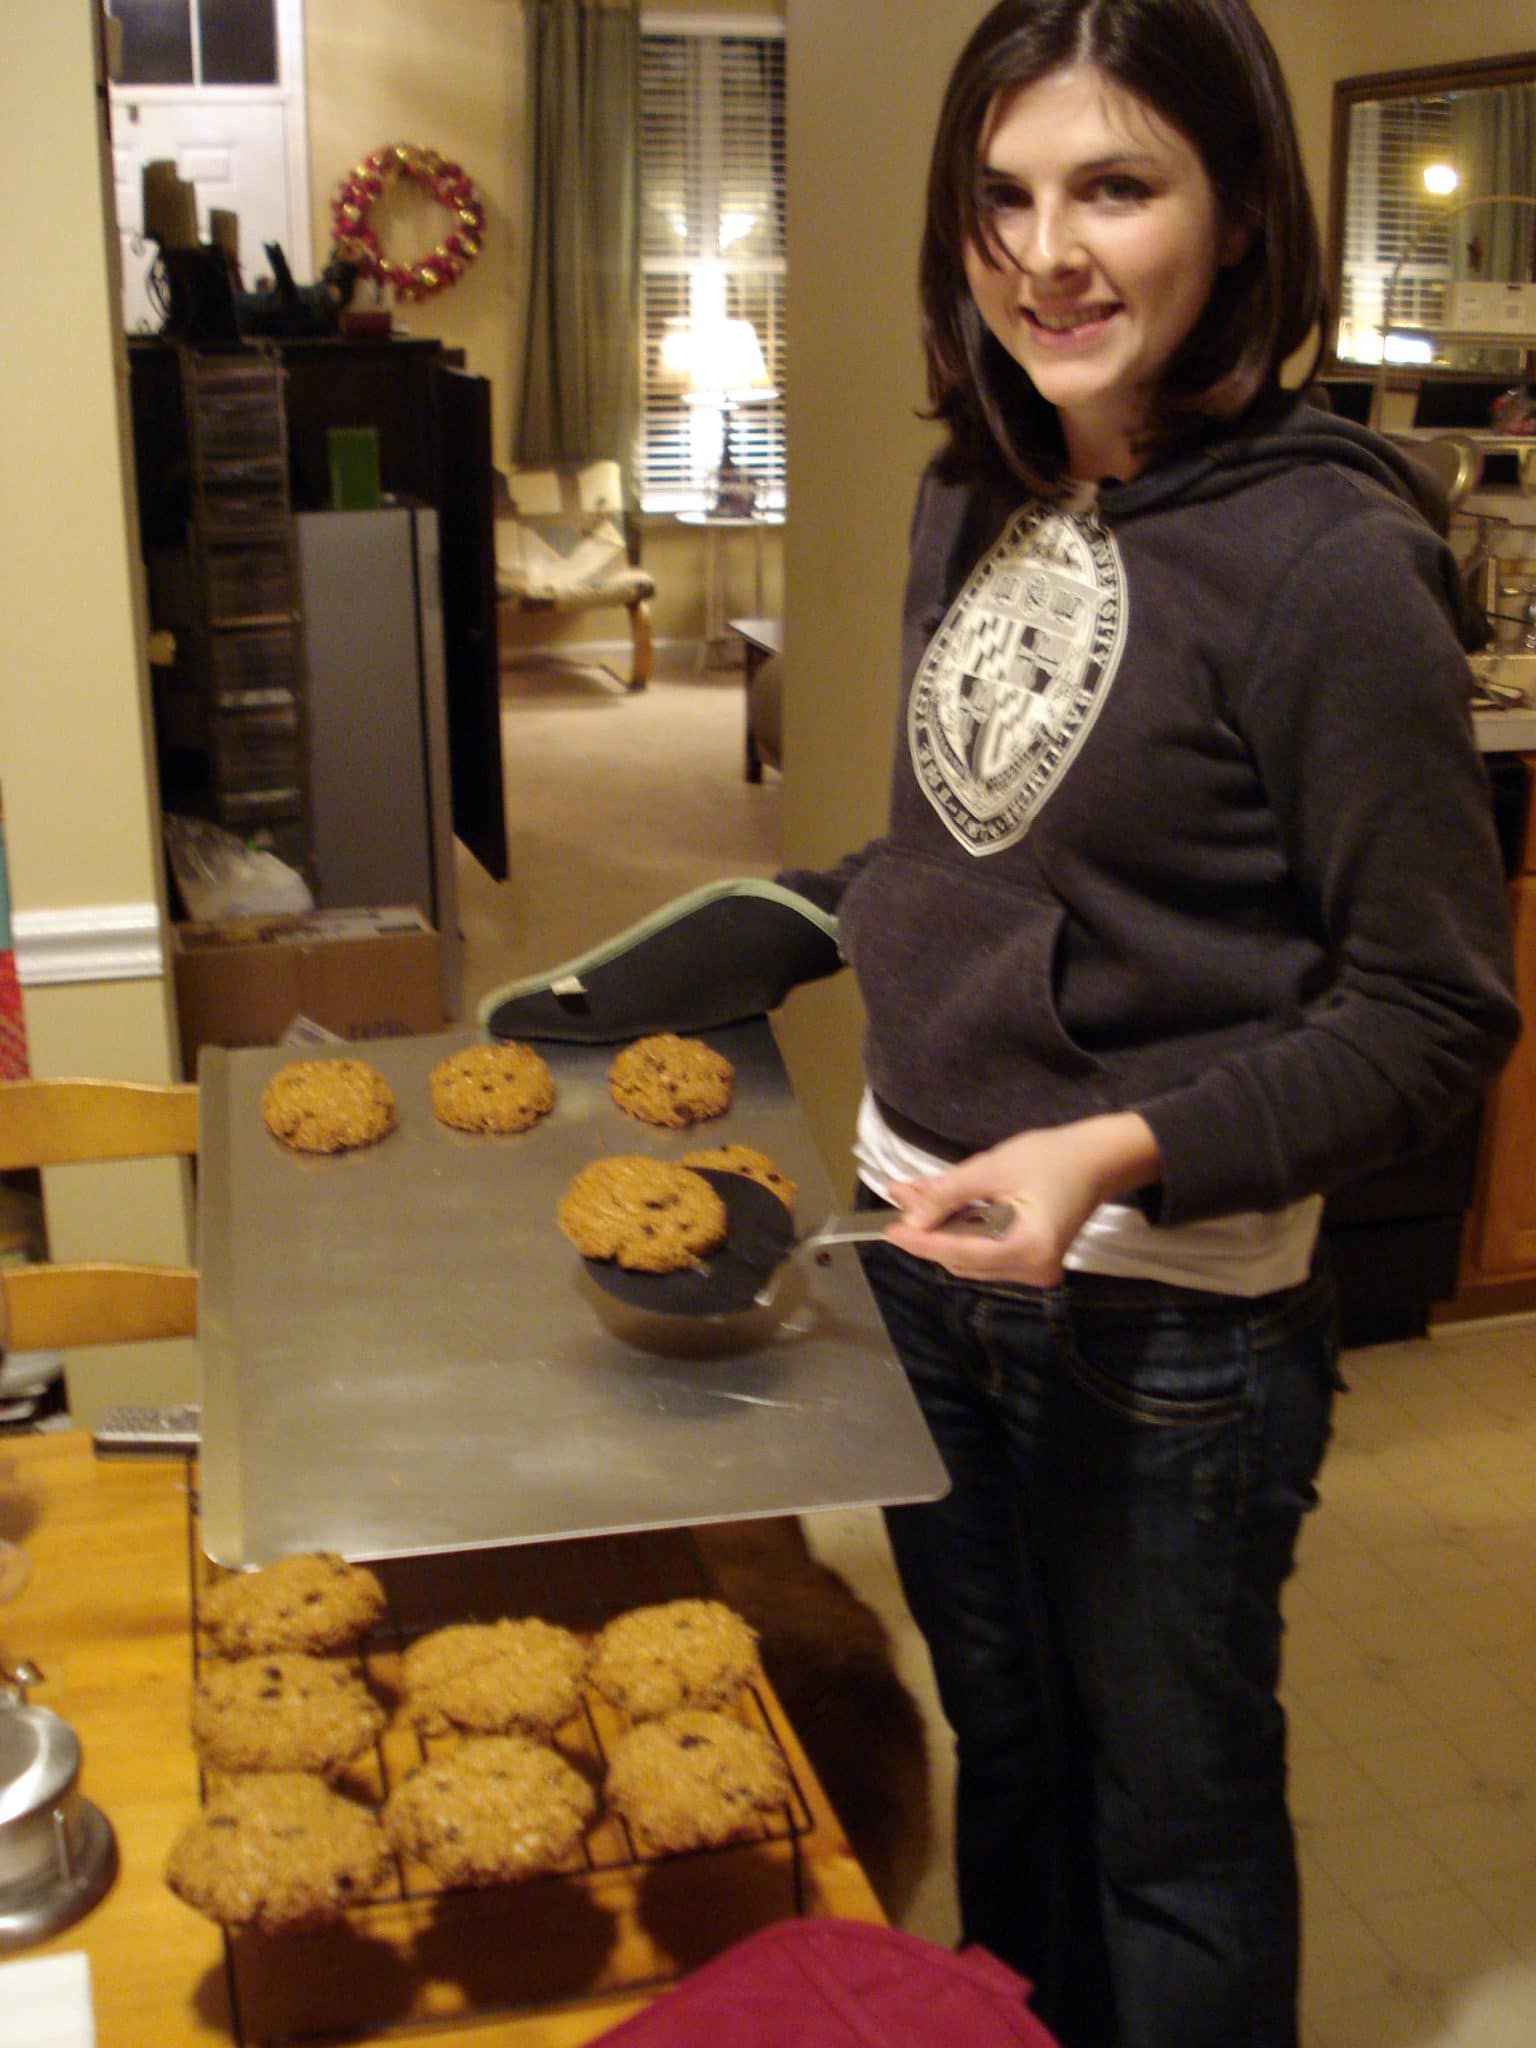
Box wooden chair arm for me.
[0,1080,199,1170]
[0,1264,199,1353]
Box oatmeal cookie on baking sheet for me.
[260,1057,396,1154]
[429,1041,555,1133]
[588,1598,760,1720]
[556,1155,728,1273]
[164,1772,390,1931]
[680,1141,796,1210]
[384,1734,595,1888]
[190,1653,385,1778]
[200,1552,387,1658]
[606,1032,734,1128]
[401,1618,587,1737]
[605,1709,791,1853]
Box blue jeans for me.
[860,1222,1340,2048]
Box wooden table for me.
[675,516,782,675]
[728,616,782,783]
[0,1432,885,2046]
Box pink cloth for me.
[590,1920,1061,2047]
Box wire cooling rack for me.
[181,1489,815,2045]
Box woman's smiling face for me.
[963,63,1242,481]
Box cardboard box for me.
[172,907,444,1069]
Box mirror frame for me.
[1324,48,1536,372]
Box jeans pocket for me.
[1052,1289,1256,1429]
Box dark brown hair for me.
[921,0,1326,490]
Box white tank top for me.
[854,1090,1322,1298]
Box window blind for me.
[639,28,786,510]
[1338,97,1452,360]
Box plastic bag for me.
[164,815,314,923]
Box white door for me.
[107,0,310,335]
[112,97,304,332]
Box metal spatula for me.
[579,1175,1015,1322]
[754,1197,1014,1305]
[786,1198,1015,1256]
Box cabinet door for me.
[1469,873,1536,1277]
[296,510,435,915]
[433,366,509,883]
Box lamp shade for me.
[661,317,774,401]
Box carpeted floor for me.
[455,659,783,1018]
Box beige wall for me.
[0,0,194,1422]
[1324,3,1536,83]
[774,2,972,1181]
[0,8,168,941]
[304,0,524,462]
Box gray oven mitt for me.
[477,878,844,1044]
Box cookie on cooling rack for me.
[556,1155,728,1273]
[605,1709,791,1854]
[401,1618,588,1737]
[200,1552,387,1658]
[680,1141,796,1210]
[260,1057,397,1154]
[429,1041,556,1133]
[384,1734,595,1888]
[164,1772,390,1932]
[190,1653,385,1778]
[588,1598,760,1720]
[606,1033,734,1128]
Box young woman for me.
[776,3,1520,2044]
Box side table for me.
[678,512,784,669]
[729,615,783,783]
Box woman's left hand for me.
[881,1111,1162,1288]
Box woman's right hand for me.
[882,1111,1162,1287]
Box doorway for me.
[107,0,311,333]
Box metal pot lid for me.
[0,1798,118,1954]
[0,1707,80,1824]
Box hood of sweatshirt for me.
[1094,394,1451,534]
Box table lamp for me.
[662,318,777,517]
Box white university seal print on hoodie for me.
[909,503,1127,854]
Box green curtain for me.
[1450,86,1536,282]
[515,0,641,489]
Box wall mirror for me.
[1326,51,1536,375]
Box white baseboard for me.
[12,902,165,986]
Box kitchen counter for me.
[1474,706,1536,751]
[1471,651,1536,751]
[0,1431,885,2046]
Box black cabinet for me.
[128,336,508,885]
[1321,1111,1484,1347]
[1317,753,1528,1345]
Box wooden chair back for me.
[0,1079,199,1353]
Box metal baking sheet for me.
[197,1023,948,1565]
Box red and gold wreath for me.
[330,142,487,301]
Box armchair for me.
[494,460,655,691]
